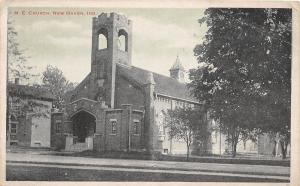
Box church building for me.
[51,12,201,154]
[49,12,285,157]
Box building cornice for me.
[155,92,202,105]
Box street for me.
[6,152,290,182]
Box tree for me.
[189,8,291,158]
[163,107,207,161]
[7,15,37,83]
[42,65,76,110]
[7,15,46,145]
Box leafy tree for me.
[42,65,76,110]
[7,15,48,145]
[7,16,37,83]
[163,107,207,160]
[189,8,291,158]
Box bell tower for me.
[91,13,133,108]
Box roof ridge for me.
[130,65,186,85]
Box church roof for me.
[8,84,55,101]
[117,65,199,103]
[170,55,185,71]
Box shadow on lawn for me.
[53,150,290,167]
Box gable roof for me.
[117,64,199,103]
[8,84,55,101]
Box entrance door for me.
[71,111,96,143]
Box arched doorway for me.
[71,111,96,143]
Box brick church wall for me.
[51,112,66,149]
[105,110,123,151]
[115,75,145,110]
[130,110,144,150]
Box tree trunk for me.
[272,140,277,157]
[186,143,190,161]
[280,140,287,159]
[232,140,238,158]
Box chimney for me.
[15,78,19,85]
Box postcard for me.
[1,1,300,185]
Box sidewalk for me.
[6,152,290,177]
[7,146,290,167]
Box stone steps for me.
[67,143,88,152]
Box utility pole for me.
[219,126,222,156]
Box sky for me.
[9,7,207,84]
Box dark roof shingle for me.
[117,65,198,103]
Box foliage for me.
[8,95,51,119]
[7,15,37,82]
[189,8,291,158]
[7,15,50,134]
[162,106,207,160]
[42,65,76,109]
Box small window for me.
[111,120,117,134]
[133,121,139,134]
[11,123,17,134]
[56,121,62,133]
[163,149,168,154]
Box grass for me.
[51,150,290,167]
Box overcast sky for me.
[9,7,207,84]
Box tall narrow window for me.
[133,121,139,135]
[111,120,117,134]
[98,34,107,50]
[118,29,128,52]
[55,119,62,133]
[9,116,18,145]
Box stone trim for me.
[67,97,98,105]
[105,109,123,112]
[132,110,144,113]
[155,93,202,105]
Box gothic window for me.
[118,29,128,52]
[98,28,108,50]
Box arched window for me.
[98,34,107,50]
[98,28,108,50]
[118,29,128,52]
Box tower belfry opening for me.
[98,34,107,50]
[97,28,108,50]
[118,29,128,52]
